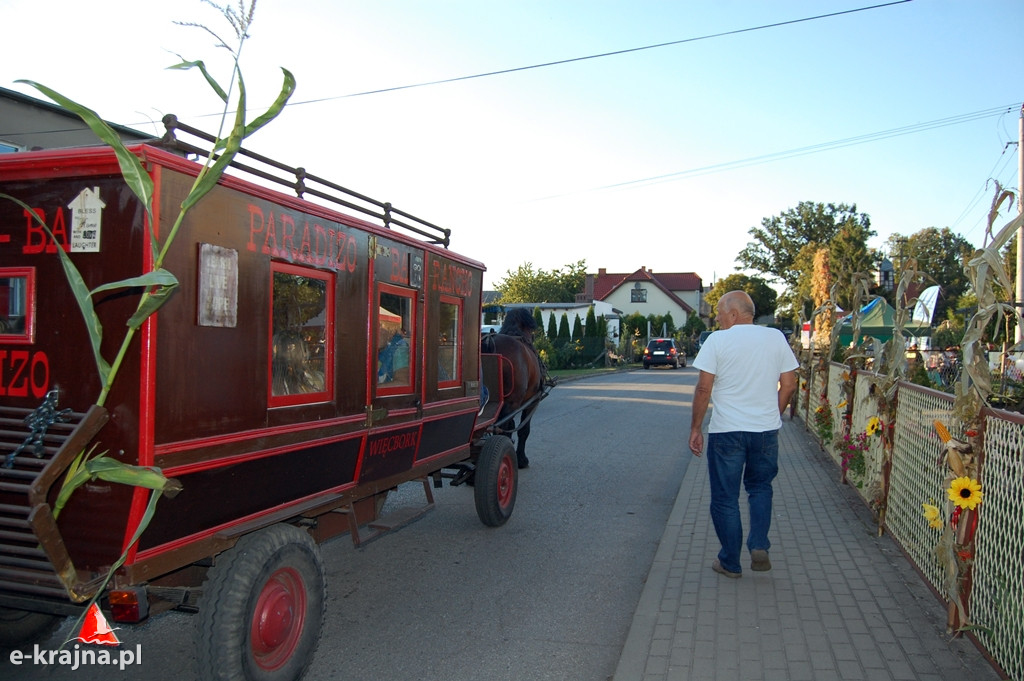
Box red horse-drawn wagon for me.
[0,117,549,679]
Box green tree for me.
[533,306,544,333]
[571,314,583,341]
[739,201,874,290]
[830,220,879,311]
[546,311,558,340]
[885,227,975,324]
[557,313,571,342]
[494,260,587,303]
[585,306,598,337]
[705,273,778,326]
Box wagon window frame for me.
[375,285,416,396]
[0,267,34,344]
[268,261,335,408]
[437,295,462,388]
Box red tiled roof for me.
[591,268,702,301]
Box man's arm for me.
[689,370,714,456]
[778,369,797,415]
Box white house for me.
[580,267,704,326]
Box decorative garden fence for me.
[797,361,1024,681]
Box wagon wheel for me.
[0,607,62,649]
[474,435,518,527]
[196,524,326,681]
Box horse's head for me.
[499,308,538,337]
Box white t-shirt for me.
[692,325,799,433]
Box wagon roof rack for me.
[154,114,451,248]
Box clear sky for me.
[2,0,1021,291]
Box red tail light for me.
[109,587,149,623]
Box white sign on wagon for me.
[68,186,105,252]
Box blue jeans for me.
[706,430,779,574]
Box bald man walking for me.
[689,290,799,578]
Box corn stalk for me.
[2,0,294,631]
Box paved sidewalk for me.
[612,417,1003,681]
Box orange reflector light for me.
[108,587,149,623]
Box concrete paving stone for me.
[843,615,871,635]
[831,642,860,661]
[648,639,671,659]
[783,642,810,662]
[851,631,879,654]
[785,659,815,681]
[835,658,867,680]
[643,654,668,675]
[652,623,673,642]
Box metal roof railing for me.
[156,114,451,248]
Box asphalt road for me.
[6,367,695,681]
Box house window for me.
[0,268,33,343]
[631,288,647,303]
[377,287,415,393]
[269,262,333,406]
[438,297,461,387]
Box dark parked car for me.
[643,338,685,369]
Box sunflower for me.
[948,476,983,511]
[921,503,943,529]
[866,416,882,437]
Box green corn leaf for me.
[90,269,179,296]
[167,59,229,102]
[242,67,296,139]
[53,466,92,518]
[126,281,180,329]
[86,456,175,492]
[15,80,154,226]
[181,84,247,212]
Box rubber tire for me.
[0,607,63,650]
[474,435,518,527]
[643,363,650,369]
[196,524,326,681]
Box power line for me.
[531,103,1022,201]
[286,0,914,106]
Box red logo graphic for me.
[76,603,120,646]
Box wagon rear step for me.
[334,478,435,547]
[0,399,109,603]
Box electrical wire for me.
[286,1,914,106]
[531,103,1022,201]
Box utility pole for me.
[1017,105,1024,343]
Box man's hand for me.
[689,428,704,456]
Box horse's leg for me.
[515,404,536,469]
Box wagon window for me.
[377,288,415,391]
[269,262,333,406]
[0,268,33,343]
[438,297,461,387]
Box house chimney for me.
[598,268,606,276]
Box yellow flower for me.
[921,503,943,529]
[837,399,847,409]
[866,416,881,437]
[948,477,983,511]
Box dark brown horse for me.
[482,309,550,468]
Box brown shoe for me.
[712,559,741,578]
[750,549,771,572]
